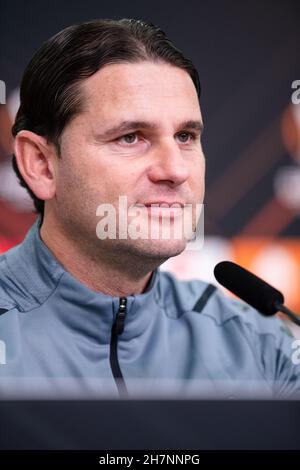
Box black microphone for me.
[214,261,300,326]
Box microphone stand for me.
[274,301,300,327]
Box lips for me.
[137,201,186,208]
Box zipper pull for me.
[115,297,127,335]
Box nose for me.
[147,139,190,187]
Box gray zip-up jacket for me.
[0,218,299,399]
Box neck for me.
[39,216,154,297]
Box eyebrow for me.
[94,119,204,140]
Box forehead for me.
[81,61,201,121]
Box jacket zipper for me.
[109,297,128,397]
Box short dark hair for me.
[12,18,201,216]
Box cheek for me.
[190,156,205,197]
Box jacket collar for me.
[5,217,161,340]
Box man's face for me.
[53,61,205,262]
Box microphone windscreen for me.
[214,261,284,316]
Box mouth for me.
[133,202,186,221]
[136,201,186,208]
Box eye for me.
[117,133,139,144]
[176,131,197,143]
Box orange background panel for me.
[232,237,300,314]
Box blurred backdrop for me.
[0,0,300,319]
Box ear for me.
[14,130,57,201]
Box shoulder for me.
[0,248,22,312]
[159,269,289,341]
[158,269,215,316]
[0,255,19,331]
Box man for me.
[0,18,299,398]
